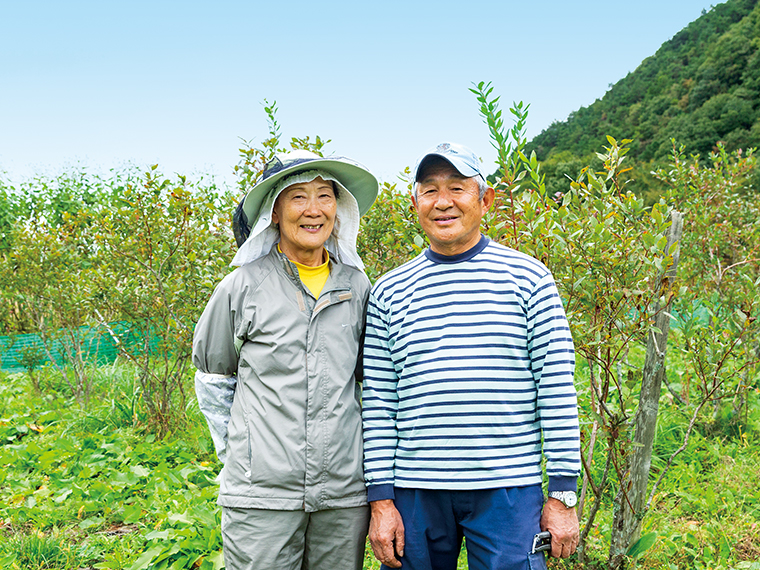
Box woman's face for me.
[272,176,337,266]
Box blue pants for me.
[383,486,547,570]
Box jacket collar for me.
[269,244,352,292]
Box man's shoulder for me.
[371,252,429,297]
[481,240,552,281]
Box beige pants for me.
[221,505,370,570]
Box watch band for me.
[548,490,578,508]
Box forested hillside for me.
[526,0,760,195]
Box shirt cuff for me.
[547,475,578,493]
[367,484,395,502]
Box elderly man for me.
[361,142,581,570]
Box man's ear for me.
[411,192,418,212]
[482,187,495,212]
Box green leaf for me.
[628,532,657,558]
[127,545,165,570]
[130,464,151,477]
[209,550,225,570]
[79,515,105,530]
[122,503,143,524]
[53,488,73,503]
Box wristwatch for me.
[548,491,577,508]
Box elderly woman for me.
[192,150,378,570]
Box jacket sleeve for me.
[195,371,236,464]
[528,273,581,492]
[361,289,398,502]
[354,279,371,384]
[192,272,245,464]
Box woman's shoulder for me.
[332,261,371,294]
[218,255,278,294]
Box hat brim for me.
[413,153,481,182]
[242,156,379,224]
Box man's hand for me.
[369,499,405,568]
[540,498,579,558]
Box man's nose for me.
[434,190,453,209]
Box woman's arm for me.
[195,371,237,463]
[192,271,246,464]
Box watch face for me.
[551,491,577,507]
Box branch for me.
[645,385,721,510]
[718,258,754,282]
[662,371,687,406]
[586,355,616,422]
[27,302,77,401]
[105,242,192,337]
[579,441,601,498]
[580,448,614,544]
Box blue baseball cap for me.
[412,142,485,183]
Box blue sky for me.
[1,1,720,189]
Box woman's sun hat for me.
[231,150,379,270]
[233,149,378,247]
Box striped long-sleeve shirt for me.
[362,235,581,502]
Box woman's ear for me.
[271,201,280,226]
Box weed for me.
[2,362,760,569]
[2,530,70,569]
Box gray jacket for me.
[192,246,371,512]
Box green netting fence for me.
[0,322,159,373]
[0,304,708,374]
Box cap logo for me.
[436,143,451,152]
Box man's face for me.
[412,161,494,256]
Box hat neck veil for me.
[231,169,364,271]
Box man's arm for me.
[362,291,401,490]
[540,498,579,558]
[528,273,582,557]
[362,290,404,565]
[369,500,405,568]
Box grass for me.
[1,362,759,569]
[362,542,469,570]
[6,532,71,569]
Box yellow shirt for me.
[280,246,330,298]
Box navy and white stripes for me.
[362,236,581,500]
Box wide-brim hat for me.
[233,149,378,248]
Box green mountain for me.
[527,0,760,171]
